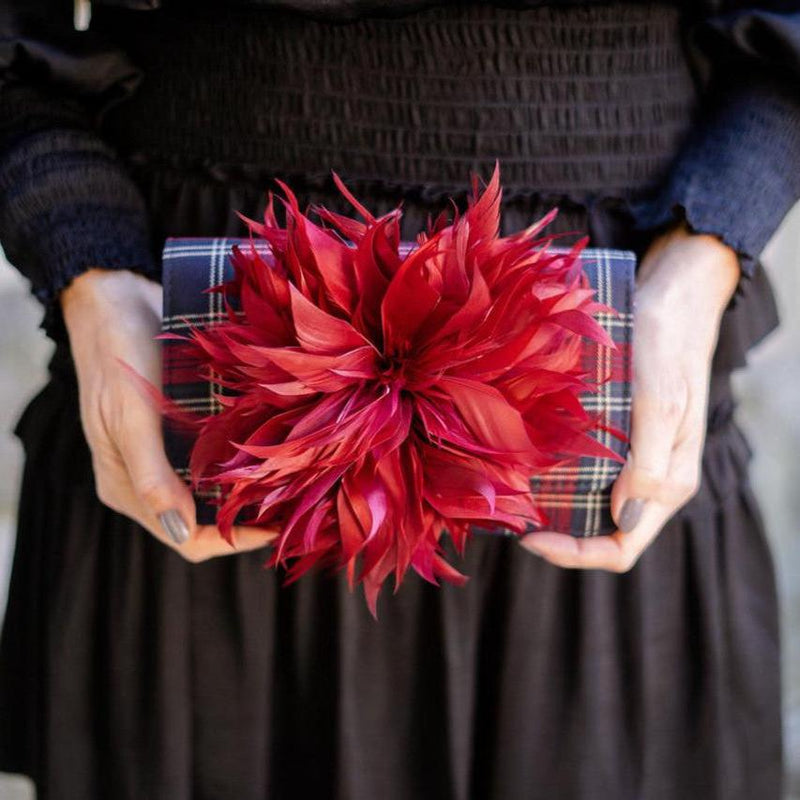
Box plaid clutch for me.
[162,238,634,537]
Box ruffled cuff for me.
[0,122,159,341]
[627,65,800,292]
[30,201,159,340]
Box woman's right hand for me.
[60,267,280,562]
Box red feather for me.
[145,161,622,618]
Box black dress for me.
[0,2,793,798]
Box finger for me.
[95,457,279,560]
[611,375,687,531]
[519,500,672,572]
[660,426,704,509]
[114,391,197,545]
[94,450,184,543]
[99,373,277,557]
[228,525,281,551]
[93,452,188,549]
[181,525,281,561]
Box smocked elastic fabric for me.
[96,2,698,202]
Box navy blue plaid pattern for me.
[162,238,634,536]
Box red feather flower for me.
[160,161,619,617]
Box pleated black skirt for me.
[0,2,786,798]
[0,192,784,800]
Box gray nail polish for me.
[618,498,645,533]
[158,509,190,544]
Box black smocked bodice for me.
[96,2,698,204]
[88,1,780,374]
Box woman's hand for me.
[61,267,279,562]
[518,222,740,571]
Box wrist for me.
[637,223,740,316]
[61,268,161,344]
[60,267,144,307]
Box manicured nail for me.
[158,509,190,544]
[618,498,645,532]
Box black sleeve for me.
[627,4,800,285]
[0,0,159,341]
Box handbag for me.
[161,237,634,537]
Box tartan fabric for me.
[162,238,634,536]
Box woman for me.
[0,1,798,798]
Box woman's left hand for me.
[518,221,741,571]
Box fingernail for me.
[158,509,190,544]
[618,498,645,532]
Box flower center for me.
[377,354,407,387]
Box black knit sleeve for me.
[627,5,800,284]
[0,0,159,340]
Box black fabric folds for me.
[0,321,784,800]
